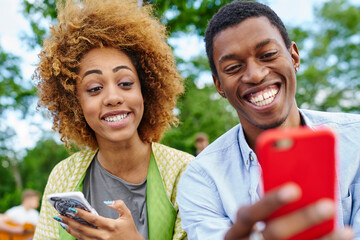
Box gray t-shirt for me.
[83,156,148,239]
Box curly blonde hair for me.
[35,0,184,149]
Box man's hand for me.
[225,183,354,240]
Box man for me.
[3,189,40,227]
[194,132,209,156]
[178,1,360,239]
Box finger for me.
[104,200,132,218]
[225,183,301,239]
[248,182,301,220]
[316,226,354,240]
[72,208,106,229]
[61,215,100,239]
[263,199,335,240]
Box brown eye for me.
[261,51,277,60]
[87,86,102,93]
[224,64,242,74]
[118,82,134,88]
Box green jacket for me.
[33,142,193,240]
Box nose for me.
[241,60,268,84]
[103,85,124,106]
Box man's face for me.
[25,196,40,209]
[212,17,300,132]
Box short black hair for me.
[205,1,291,77]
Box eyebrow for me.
[83,69,102,78]
[218,54,238,64]
[255,38,273,50]
[83,65,133,78]
[113,65,132,73]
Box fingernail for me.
[316,199,334,219]
[60,222,66,230]
[53,216,62,222]
[68,207,77,213]
[278,183,301,202]
[104,200,115,205]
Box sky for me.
[0,0,328,151]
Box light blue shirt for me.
[178,109,360,240]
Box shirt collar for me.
[237,125,258,171]
[298,109,315,129]
[237,109,311,170]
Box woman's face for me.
[77,47,144,146]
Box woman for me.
[33,0,193,239]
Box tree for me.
[0,46,36,186]
[21,138,71,192]
[18,0,360,152]
[16,0,360,148]
[291,0,360,112]
[0,138,70,212]
[0,46,35,116]
[0,46,36,211]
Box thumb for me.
[104,200,131,218]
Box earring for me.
[221,93,226,98]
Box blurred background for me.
[0,0,359,211]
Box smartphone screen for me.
[255,127,336,240]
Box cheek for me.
[138,97,145,117]
[79,98,98,123]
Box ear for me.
[290,41,300,72]
[212,74,226,98]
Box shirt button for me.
[250,155,254,161]
[248,189,252,195]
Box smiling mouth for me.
[104,113,128,122]
[246,85,279,107]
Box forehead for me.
[79,47,135,72]
[213,17,286,60]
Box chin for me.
[255,117,287,130]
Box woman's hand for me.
[225,183,354,240]
[57,200,145,240]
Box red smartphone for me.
[255,127,337,240]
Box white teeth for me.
[104,113,128,122]
[249,87,279,106]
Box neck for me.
[244,103,301,150]
[22,204,31,211]
[96,135,152,183]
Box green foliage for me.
[162,79,238,153]
[21,138,71,192]
[22,0,57,48]
[0,45,37,212]
[149,0,236,35]
[0,138,70,212]
[0,189,22,213]
[0,46,35,116]
[294,0,360,112]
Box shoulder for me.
[6,205,23,214]
[50,149,97,175]
[301,109,360,162]
[152,142,194,166]
[301,109,360,127]
[151,142,194,198]
[46,149,97,192]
